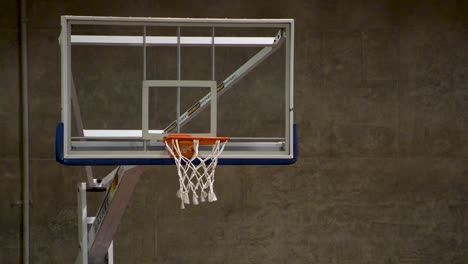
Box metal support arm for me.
[75,166,144,264]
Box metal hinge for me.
[11,200,32,208]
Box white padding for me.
[83,129,163,138]
[71,35,276,47]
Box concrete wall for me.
[1,0,467,263]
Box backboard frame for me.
[57,16,297,165]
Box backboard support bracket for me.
[75,166,144,264]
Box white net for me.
[165,138,228,209]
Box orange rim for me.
[164,134,229,159]
[164,134,229,146]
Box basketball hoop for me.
[164,135,229,209]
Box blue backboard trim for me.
[56,123,298,166]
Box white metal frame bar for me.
[61,17,71,158]
[62,15,294,26]
[176,27,181,133]
[70,35,277,47]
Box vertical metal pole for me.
[143,26,147,81]
[285,23,294,154]
[143,26,147,150]
[176,27,181,133]
[211,27,216,137]
[211,27,215,81]
[70,75,94,185]
[107,241,114,264]
[19,0,30,263]
[76,183,88,264]
[60,17,71,155]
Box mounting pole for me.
[19,0,30,263]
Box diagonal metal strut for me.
[163,30,285,134]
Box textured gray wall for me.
[1,0,467,263]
